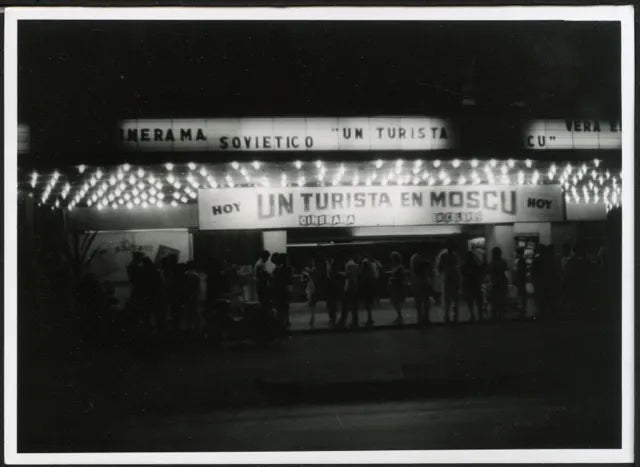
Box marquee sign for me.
[119,117,454,152]
[198,185,563,230]
[524,119,621,149]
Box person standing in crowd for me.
[438,242,461,323]
[489,247,508,321]
[359,252,379,326]
[531,244,546,318]
[301,256,320,327]
[410,250,432,326]
[564,243,588,317]
[184,260,207,338]
[462,250,484,322]
[272,253,293,327]
[513,248,528,318]
[388,251,407,325]
[325,254,342,327]
[254,250,272,310]
[339,252,360,328]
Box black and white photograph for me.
[3,5,634,464]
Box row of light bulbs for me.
[23,158,621,211]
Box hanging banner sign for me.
[524,119,621,149]
[119,117,454,152]
[198,184,563,230]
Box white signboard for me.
[524,119,621,149]
[198,185,563,230]
[119,117,454,151]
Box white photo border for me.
[4,5,635,465]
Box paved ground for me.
[18,314,620,452]
[288,296,535,332]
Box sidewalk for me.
[288,296,538,332]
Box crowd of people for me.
[278,240,608,328]
[121,238,608,336]
[126,252,247,336]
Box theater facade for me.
[18,115,622,306]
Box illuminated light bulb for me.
[185,162,195,171]
[165,162,174,171]
[158,193,165,200]
[500,164,508,175]
[412,177,420,185]
[381,178,388,186]
[280,174,287,188]
[181,196,189,203]
[77,165,86,173]
[157,200,164,208]
[148,174,156,184]
[124,193,131,201]
[126,202,133,209]
[375,159,384,169]
[593,158,601,168]
[458,176,467,185]
[95,169,103,179]
[89,178,97,187]
[54,199,60,208]
[365,178,372,186]
[140,201,148,209]
[438,169,447,180]
[173,192,180,199]
[155,181,162,190]
[87,200,93,207]
[395,159,403,168]
[433,159,441,168]
[605,170,610,179]
[108,194,115,202]
[97,204,103,211]
[116,171,124,181]
[136,182,144,191]
[133,197,140,205]
[141,193,148,201]
[470,159,479,168]
[133,189,141,197]
[230,161,239,170]
[332,179,339,187]
[518,171,525,185]
[294,160,303,170]
[251,161,261,170]
[507,159,515,168]
[166,174,175,184]
[547,171,554,181]
[451,159,460,168]
[489,159,497,168]
[191,180,200,189]
[421,171,429,180]
[443,177,451,186]
[414,159,423,167]
[114,188,122,197]
[394,165,402,175]
[371,172,378,180]
[127,175,136,185]
[91,194,98,202]
[173,182,182,190]
[118,198,124,206]
[170,200,178,207]
[122,163,131,172]
[315,160,323,169]
[501,174,510,185]
[149,187,157,196]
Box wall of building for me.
[69,204,198,232]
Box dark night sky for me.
[18,20,621,165]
